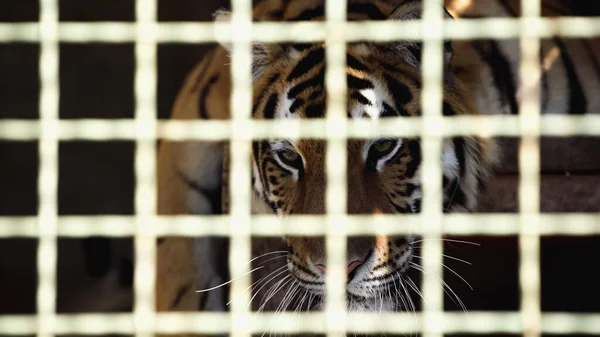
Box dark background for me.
[1,2,600,337]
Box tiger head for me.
[217,0,497,312]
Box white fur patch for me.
[442,140,460,179]
[350,75,394,119]
[277,89,300,119]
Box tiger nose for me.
[315,260,364,280]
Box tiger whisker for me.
[230,264,287,307]
[410,261,468,313]
[295,288,308,314]
[410,238,481,246]
[306,292,316,313]
[393,272,410,317]
[404,275,430,308]
[398,274,417,337]
[414,256,473,290]
[257,275,292,315]
[254,255,288,268]
[196,266,263,293]
[265,280,298,337]
[412,253,473,266]
[248,251,288,265]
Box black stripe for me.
[541,46,549,113]
[406,43,422,64]
[351,92,372,106]
[452,137,466,177]
[305,103,325,118]
[191,48,216,92]
[252,73,280,116]
[291,260,319,277]
[346,53,369,71]
[347,74,374,90]
[443,176,450,189]
[398,183,417,198]
[470,41,518,115]
[386,195,411,213]
[287,48,325,81]
[382,101,409,117]
[170,283,193,309]
[383,74,413,112]
[289,98,305,113]
[252,141,260,176]
[262,93,279,119]
[442,101,457,116]
[412,198,422,213]
[291,43,315,52]
[198,74,219,119]
[289,5,324,21]
[308,90,321,101]
[381,102,397,117]
[554,38,587,115]
[498,0,518,16]
[287,67,325,99]
[404,140,421,178]
[348,3,386,20]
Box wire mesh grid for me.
[1,0,600,336]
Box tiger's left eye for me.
[281,150,298,163]
[277,149,302,169]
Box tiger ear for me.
[387,1,454,68]
[213,9,286,81]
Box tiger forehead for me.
[294,139,371,170]
[256,45,420,120]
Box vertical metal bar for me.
[134,0,157,336]
[420,0,444,336]
[228,0,253,337]
[519,1,542,337]
[37,0,59,337]
[325,1,347,337]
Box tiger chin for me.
[212,0,501,315]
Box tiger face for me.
[217,0,497,312]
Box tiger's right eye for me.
[372,140,394,154]
[366,139,400,171]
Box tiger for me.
[155,0,600,331]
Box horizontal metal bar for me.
[2,17,600,43]
[1,115,600,141]
[1,213,599,237]
[1,312,599,334]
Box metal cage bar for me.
[228,1,253,337]
[133,1,158,337]
[518,1,542,337]
[36,1,59,337]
